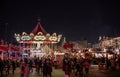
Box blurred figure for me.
[20,60,25,77]
[5,59,10,75]
[12,59,16,74]
[110,58,116,71]
[62,57,71,77]
[29,59,33,73]
[43,58,53,77]
[105,58,111,70]
[0,59,4,77]
[83,59,90,74]
[75,59,83,77]
[24,63,29,77]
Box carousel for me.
[14,21,62,58]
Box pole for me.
[5,23,8,41]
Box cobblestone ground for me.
[1,65,120,77]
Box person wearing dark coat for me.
[38,59,42,74]
[47,59,52,77]
[5,59,10,75]
[0,59,4,77]
[43,58,52,77]
[12,60,16,74]
[75,60,83,77]
[118,56,120,69]
[43,59,48,77]
[62,57,71,77]
[29,59,33,73]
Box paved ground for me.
[2,67,64,77]
[1,65,120,77]
[86,65,120,77]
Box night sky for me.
[0,0,120,43]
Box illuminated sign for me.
[15,32,62,43]
[31,49,42,53]
[34,35,46,41]
[49,36,57,41]
[21,36,31,41]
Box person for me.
[38,58,42,74]
[29,59,33,73]
[117,56,120,69]
[62,57,71,77]
[5,59,10,75]
[83,60,90,74]
[0,59,3,77]
[110,58,116,71]
[24,63,29,77]
[75,59,83,77]
[47,58,52,77]
[20,60,25,77]
[43,59,48,77]
[12,59,16,74]
[105,58,111,70]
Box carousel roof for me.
[14,20,62,43]
[32,22,47,34]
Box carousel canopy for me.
[32,22,47,34]
[14,21,62,44]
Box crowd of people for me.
[98,56,120,71]
[0,56,53,77]
[62,53,91,77]
[0,54,91,77]
[0,54,120,77]
[0,58,17,76]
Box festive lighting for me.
[15,32,62,44]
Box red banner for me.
[0,45,8,51]
[63,43,73,49]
